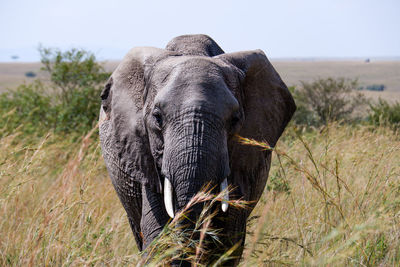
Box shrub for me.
[39,46,110,103]
[266,172,291,195]
[0,81,54,136]
[0,47,110,137]
[292,78,368,126]
[54,85,101,133]
[368,99,400,130]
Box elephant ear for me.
[165,34,225,57]
[99,47,173,193]
[217,50,296,147]
[215,50,296,203]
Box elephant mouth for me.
[163,177,229,218]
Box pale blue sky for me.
[1,0,399,61]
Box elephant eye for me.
[101,78,112,113]
[152,108,163,129]
[231,116,239,127]
[230,112,242,133]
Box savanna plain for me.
[0,57,399,266]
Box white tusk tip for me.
[167,210,175,219]
[220,177,229,212]
[164,177,175,218]
[221,202,228,212]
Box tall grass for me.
[243,124,400,266]
[1,123,399,266]
[0,129,140,266]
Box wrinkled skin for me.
[99,34,296,265]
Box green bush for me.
[0,81,54,136]
[39,47,110,103]
[288,86,318,126]
[54,86,101,133]
[368,99,400,130]
[266,173,291,195]
[0,47,110,137]
[292,78,368,126]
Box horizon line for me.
[1,56,400,64]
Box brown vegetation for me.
[1,123,399,266]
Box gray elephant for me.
[99,34,296,265]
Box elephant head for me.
[99,34,295,264]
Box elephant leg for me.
[140,185,169,249]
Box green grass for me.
[1,123,399,266]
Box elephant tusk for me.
[220,177,229,212]
[164,177,175,218]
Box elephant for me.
[99,34,296,265]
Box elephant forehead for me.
[151,57,239,118]
[151,56,223,83]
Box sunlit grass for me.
[243,124,400,266]
[0,129,139,266]
[1,123,399,266]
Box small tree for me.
[1,47,110,136]
[39,47,110,133]
[293,77,368,125]
[39,46,109,103]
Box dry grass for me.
[243,124,400,266]
[0,130,140,266]
[1,123,399,266]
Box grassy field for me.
[1,60,400,102]
[1,59,399,266]
[1,123,399,266]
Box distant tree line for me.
[358,84,385,91]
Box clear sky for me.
[1,0,399,62]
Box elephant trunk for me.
[161,110,230,219]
